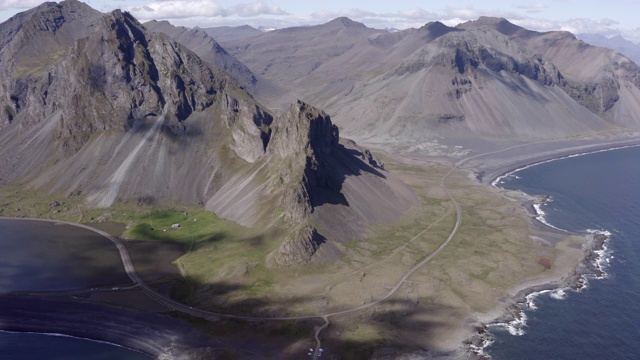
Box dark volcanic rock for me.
[268,100,340,221]
[0,3,222,155]
[144,20,259,95]
[266,100,341,266]
[0,3,416,270]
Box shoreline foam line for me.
[0,329,153,358]
[476,229,614,357]
[490,143,640,188]
[532,203,566,232]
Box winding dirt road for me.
[0,157,467,358]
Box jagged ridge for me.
[0,2,416,269]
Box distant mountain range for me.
[577,33,640,66]
[217,17,640,149]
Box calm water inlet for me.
[0,219,131,292]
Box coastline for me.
[462,138,628,359]
[0,218,266,360]
[0,329,153,359]
[1,137,637,360]
[471,136,640,186]
[0,293,219,359]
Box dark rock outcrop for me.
[266,101,339,266]
[0,3,222,156]
[272,225,326,267]
[144,20,259,95]
[0,3,416,269]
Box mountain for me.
[201,25,263,43]
[223,17,640,150]
[577,33,640,66]
[220,17,386,91]
[0,1,415,266]
[144,20,283,102]
[458,17,640,126]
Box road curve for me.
[0,159,464,321]
[0,158,467,360]
[5,132,640,355]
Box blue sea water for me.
[0,221,150,359]
[488,145,640,359]
[0,331,151,360]
[0,220,131,292]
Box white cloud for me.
[599,18,619,27]
[310,8,375,20]
[396,8,439,20]
[233,0,288,17]
[620,28,640,43]
[512,17,621,37]
[445,6,484,20]
[126,0,291,21]
[128,0,228,20]
[515,2,548,14]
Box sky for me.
[2,0,640,42]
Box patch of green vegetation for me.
[361,203,455,259]
[122,208,232,248]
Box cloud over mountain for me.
[126,0,288,22]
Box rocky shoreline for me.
[465,230,610,359]
[461,139,625,359]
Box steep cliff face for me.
[458,17,640,123]
[226,16,640,147]
[0,0,103,129]
[144,20,259,95]
[4,9,225,156]
[265,101,339,266]
[204,100,416,267]
[0,3,416,268]
[262,101,415,267]
[267,100,340,218]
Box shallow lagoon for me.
[0,219,132,292]
[0,219,162,359]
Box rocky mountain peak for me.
[144,19,260,95]
[265,100,342,267]
[420,21,450,33]
[327,17,367,29]
[269,100,338,157]
[0,0,102,66]
[418,21,459,42]
[1,3,222,155]
[457,16,526,36]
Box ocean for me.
[0,331,151,360]
[0,220,131,292]
[0,220,150,359]
[487,145,640,359]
